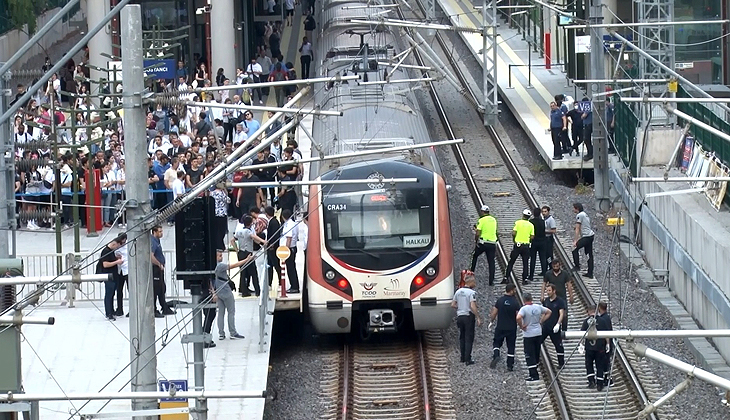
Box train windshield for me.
[323,188,433,252]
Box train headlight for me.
[425,266,436,277]
[337,278,349,289]
[325,270,336,281]
[413,276,425,287]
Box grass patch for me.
[530,163,546,173]
[574,182,592,195]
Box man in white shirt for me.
[279,208,299,294]
[233,123,247,145]
[299,213,309,283]
[171,170,186,199]
[246,58,264,104]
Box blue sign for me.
[158,379,188,402]
[144,59,176,80]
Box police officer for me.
[451,277,482,365]
[548,101,568,160]
[541,259,574,331]
[529,207,547,282]
[542,206,557,266]
[470,205,498,285]
[580,307,604,390]
[517,292,551,381]
[504,209,534,285]
[596,301,614,390]
[541,283,566,368]
[489,283,520,370]
[579,96,593,161]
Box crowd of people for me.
[10,28,311,231]
[455,200,610,390]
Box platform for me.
[18,295,274,418]
[436,0,594,171]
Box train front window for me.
[324,189,433,252]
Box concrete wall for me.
[628,167,730,363]
[0,7,83,70]
[637,127,682,166]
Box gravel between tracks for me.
[264,312,332,420]
[435,17,730,419]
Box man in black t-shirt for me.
[489,284,520,370]
[541,283,566,368]
[97,234,126,321]
[236,169,262,211]
[529,207,547,282]
[542,259,574,330]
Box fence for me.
[614,94,640,174]
[17,250,185,303]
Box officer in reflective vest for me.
[470,205,498,285]
[504,209,535,285]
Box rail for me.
[408,0,658,417]
[415,23,569,420]
[335,336,432,420]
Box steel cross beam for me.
[482,0,498,126]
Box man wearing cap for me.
[504,209,535,285]
[470,205,498,285]
[517,292,551,381]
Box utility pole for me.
[0,66,11,259]
[121,5,157,419]
[588,0,609,211]
[482,0,498,126]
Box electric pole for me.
[0,67,11,259]
[589,0,610,211]
[482,0,499,126]
[121,5,157,419]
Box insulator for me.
[17,209,55,223]
[15,140,52,152]
[15,158,53,172]
[153,92,189,109]
[0,285,15,311]
[10,69,46,79]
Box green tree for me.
[8,0,47,34]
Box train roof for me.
[311,0,439,177]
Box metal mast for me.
[637,0,675,79]
[482,0,498,126]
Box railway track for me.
[320,332,455,420]
[400,1,674,418]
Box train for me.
[305,0,454,335]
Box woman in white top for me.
[115,159,126,227]
[114,242,129,316]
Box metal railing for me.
[507,62,566,89]
[16,250,180,302]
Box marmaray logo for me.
[385,278,400,290]
[360,282,377,291]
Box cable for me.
[20,330,81,416]
[603,6,729,48]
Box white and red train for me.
[305,0,454,335]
